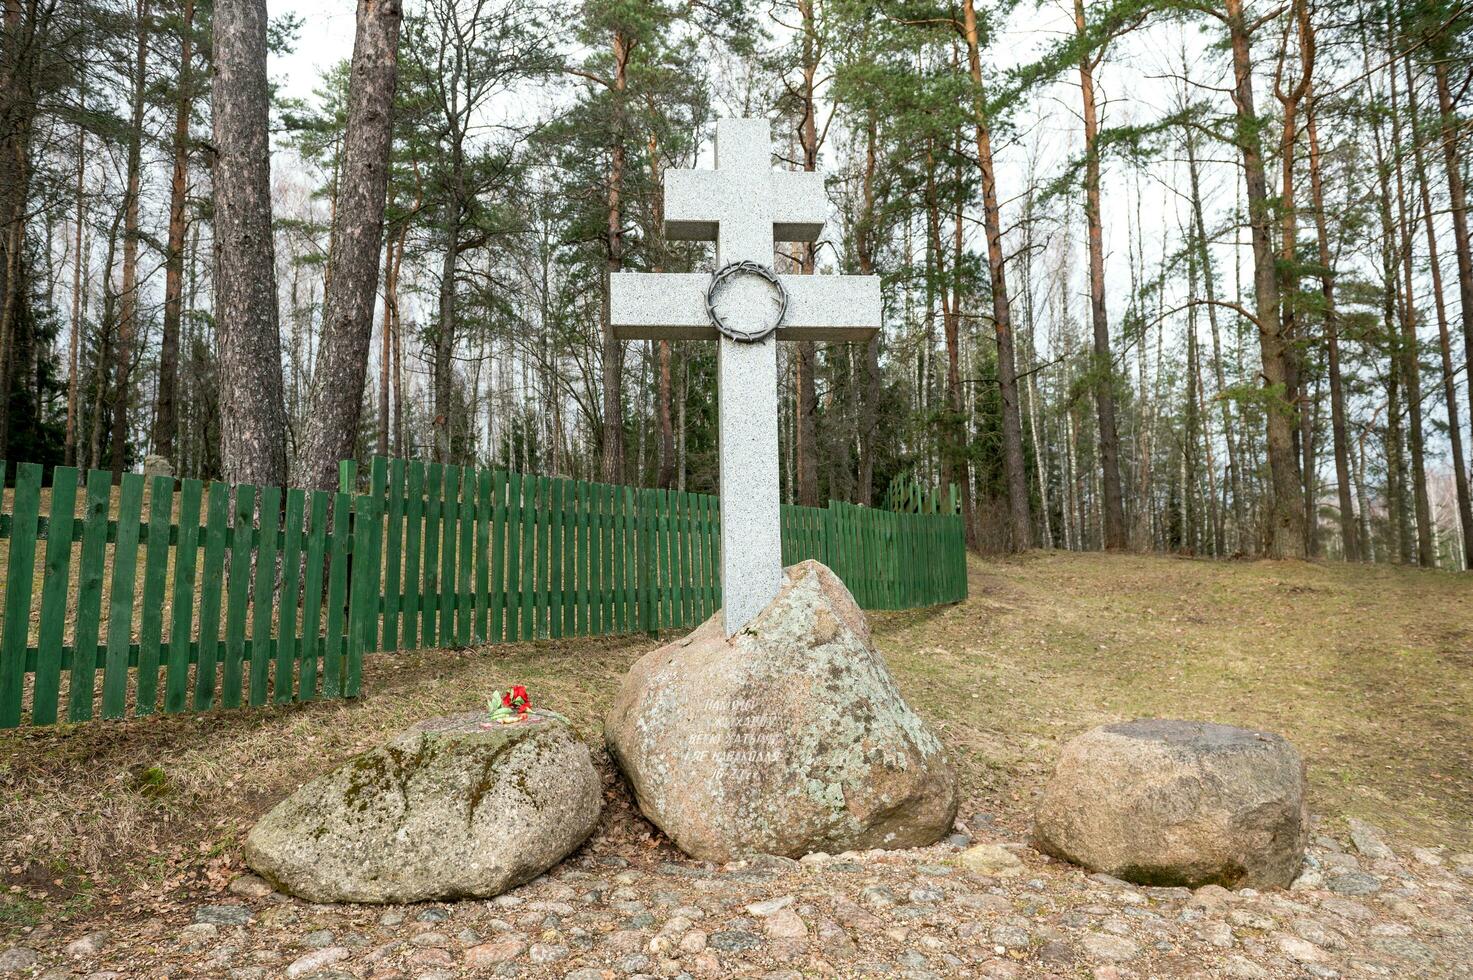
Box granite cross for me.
[610,118,882,636]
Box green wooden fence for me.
[0,455,967,729]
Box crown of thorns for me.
[705,260,788,343]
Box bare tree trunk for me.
[392,289,403,457]
[377,229,394,458]
[647,131,674,490]
[1355,425,1374,560]
[1275,0,1314,554]
[1185,254,1202,553]
[948,153,978,546]
[110,0,150,479]
[1408,54,1473,562]
[1434,60,1473,446]
[1387,34,1434,567]
[65,118,84,467]
[153,0,194,467]
[794,341,819,505]
[0,0,33,461]
[214,0,289,488]
[855,115,881,507]
[1075,0,1126,549]
[1305,92,1359,560]
[295,0,402,490]
[924,140,974,545]
[89,208,124,474]
[677,353,687,490]
[434,224,458,461]
[1224,0,1304,557]
[600,30,631,483]
[962,0,1030,548]
[1387,354,1411,562]
[793,0,822,506]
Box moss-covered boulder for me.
[605,560,958,861]
[1032,719,1307,888]
[243,712,600,903]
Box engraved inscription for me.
[683,697,786,766]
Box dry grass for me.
[881,551,1473,852]
[1,550,1469,937]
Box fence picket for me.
[639,488,655,636]
[274,489,305,704]
[622,486,637,631]
[384,458,405,650]
[246,485,280,708]
[610,484,625,634]
[439,466,460,648]
[421,463,443,648]
[680,493,696,626]
[323,492,350,699]
[403,460,424,648]
[67,470,112,721]
[490,469,507,643]
[221,486,255,709]
[520,474,535,641]
[661,490,677,630]
[549,479,563,640]
[300,490,329,701]
[585,481,599,636]
[163,479,205,714]
[456,467,475,646]
[368,457,388,655]
[32,466,78,726]
[505,471,521,641]
[575,480,589,637]
[192,482,230,711]
[474,468,491,643]
[347,492,373,697]
[562,480,577,637]
[705,494,720,619]
[99,472,144,719]
[0,462,39,726]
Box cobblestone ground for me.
[2,798,1470,980]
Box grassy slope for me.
[882,551,1473,850]
[1,550,1469,934]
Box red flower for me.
[510,685,531,714]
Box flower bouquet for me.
[486,685,532,725]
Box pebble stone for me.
[63,931,108,958]
[709,929,763,953]
[0,948,40,973]
[285,946,350,977]
[10,819,1472,978]
[194,904,255,926]
[1328,871,1383,896]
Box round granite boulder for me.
[1032,719,1307,888]
[605,559,958,862]
[243,711,601,903]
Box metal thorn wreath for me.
[704,260,788,343]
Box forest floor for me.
[0,551,1470,978]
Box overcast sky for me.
[270,4,355,102]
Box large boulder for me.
[1032,719,1307,889]
[605,560,957,862]
[244,711,601,903]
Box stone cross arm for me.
[610,273,881,342]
